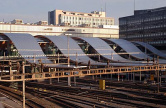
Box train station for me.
[0,32,166,107]
[1,2,166,107]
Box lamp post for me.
[22,61,25,108]
[64,33,72,86]
[64,34,72,67]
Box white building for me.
[48,10,114,27]
[0,23,119,38]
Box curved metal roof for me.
[1,33,52,64]
[80,37,142,63]
[42,36,148,66]
[134,41,166,59]
[107,39,166,64]
[43,35,106,66]
[108,39,151,60]
[0,33,153,66]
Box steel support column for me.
[133,72,135,82]
[49,68,52,84]
[140,71,142,82]
[128,73,129,81]
[74,76,76,86]
[9,61,13,80]
[68,76,71,86]
[22,61,25,108]
[118,73,119,81]
[58,71,59,83]
[160,74,162,86]
[157,70,160,93]
[92,75,94,80]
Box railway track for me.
[0,85,57,108]
[43,78,166,106]
[27,89,89,108]
[0,82,109,108]
[1,77,166,108]
[27,88,111,108]
[24,81,166,108]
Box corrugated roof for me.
[1,33,52,64]
[134,41,166,59]
[44,35,105,65]
[80,37,141,63]
[108,39,150,60]
[41,35,155,66]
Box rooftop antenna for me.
[105,2,106,12]
[100,0,103,12]
[105,2,106,17]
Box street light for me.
[64,33,72,67]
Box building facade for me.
[48,10,114,27]
[0,23,119,38]
[119,7,166,49]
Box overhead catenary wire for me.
[0,52,142,59]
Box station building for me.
[119,6,166,49]
[0,19,119,38]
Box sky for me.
[0,0,166,24]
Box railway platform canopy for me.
[0,33,166,66]
[0,33,165,81]
[0,33,51,64]
[107,39,150,60]
[134,41,166,59]
[79,37,145,63]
